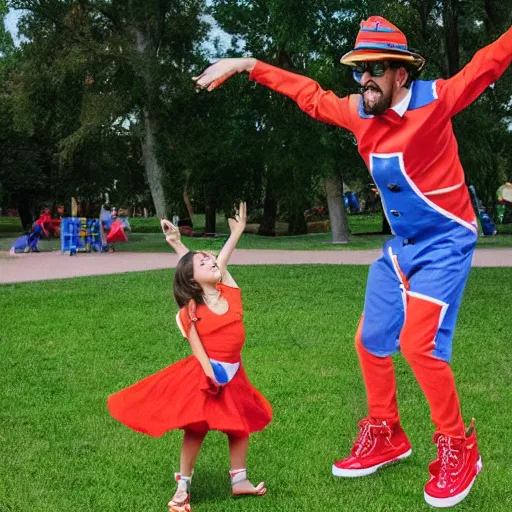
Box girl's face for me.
[192,252,221,285]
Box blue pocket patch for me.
[211,361,229,384]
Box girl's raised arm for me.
[161,219,190,259]
[216,201,246,287]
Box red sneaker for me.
[332,417,412,477]
[424,419,482,508]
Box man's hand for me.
[227,201,247,236]
[193,58,256,92]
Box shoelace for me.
[437,436,462,486]
[353,419,392,457]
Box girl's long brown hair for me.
[173,251,207,308]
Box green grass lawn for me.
[123,213,389,235]
[0,217,24,233]
[1,266,511,511]
[3,213,512,252]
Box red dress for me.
[107,283,272,437]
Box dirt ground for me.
[1,248,511,284]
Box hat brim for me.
[340,48,425,70]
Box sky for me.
[4,9,22,46]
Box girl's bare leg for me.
[180,430,207,476]
[228,434,266,496]
[169,430,207,508]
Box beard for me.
[362,84,392,115]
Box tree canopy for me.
[1,0,511,235]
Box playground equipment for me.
[344,191,361,214]
[496,183,512,224]
[9,203,129,256]
[99,206,129,250]
[60,217,105,255]
[10,209,62,254]
[57,206,129,255]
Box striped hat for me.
[340,16,425,71]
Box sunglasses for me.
[354,61,402,77]
[352,61,404,84]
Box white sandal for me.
[230,468,267,497]
[168,473,192,512]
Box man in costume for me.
[193,17,512,507]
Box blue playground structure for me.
[10,206,128,256]
[344,191,361,214]
[468,185,497,237]
[60,217,103,255]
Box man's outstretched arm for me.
[193,57,357,132]
[436,26,512,117]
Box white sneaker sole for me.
[332,448,413,478]
[423,456,483,508]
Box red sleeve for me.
[249,60,357,132]
[176,300,198,338]
[436,27,512,117]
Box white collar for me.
[391,86,412,117]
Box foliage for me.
[1,0,511,233]
[304,206,328,222]
[6,0,211,217]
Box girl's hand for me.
[161,218,180,243]
[205,376,224,396]
[228,201,247,236]
[192,58,255,92]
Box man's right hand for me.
[192,58,257,91]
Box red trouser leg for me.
[400,293,465,438]
[355,317,400,424]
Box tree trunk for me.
[141,109,168,218]
[416,0,437,41]
[258,173,277,236]
[442,0,460,76]
[325,174,349,243]
[204,199,216,234]
[136,28,168,219]
[287,166,309,235]
[183,182,194,220]
[16,192,33,231]
[288,206,308,235]
[483,0,501,38]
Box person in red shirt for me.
[193,17,512,508]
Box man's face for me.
[356,61,400,115]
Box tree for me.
[212,0,367,238]
[4,0,510,233]
[9,0,210,218]
[0,2,52,228]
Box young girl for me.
[107,202,272,512]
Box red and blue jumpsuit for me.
[249,28,512,437]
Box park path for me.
[0,248,511,284]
